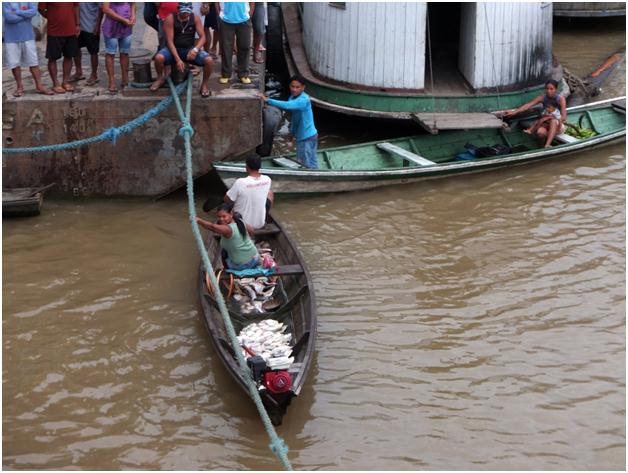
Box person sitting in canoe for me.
[503,79,567,148]
[196,203,261,270]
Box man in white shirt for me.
[224,155,273,229]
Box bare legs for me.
[200,56,214,97]
[150,53,167,91]
[48,58,73,93]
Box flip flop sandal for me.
[85,77,99,86]
[62,83,75,92]
[69,74,85,82]
[52,86,66,94]
[12,89,24,97]
[200,89,211,98]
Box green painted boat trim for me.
[214,98,626,195]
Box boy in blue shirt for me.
[260,75,318,169]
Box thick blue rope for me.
[167,77,293,471]
[2,81,188,155]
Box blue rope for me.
[2,81,188,155]
[167,76,293,471]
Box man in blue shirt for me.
[2,2,53,96]
[260,75,318,169]
[217,2,254,85]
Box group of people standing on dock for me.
[2,2,269,97]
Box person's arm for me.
[192,14,206,51]
[74,3,80,36]
[558,96,567,123]
[37,3,48,19]
[214,2,221,16]
[102,2,131,25]
[163,15,185,71]
[224,194,234,204]
[129,3,137,26]
[17,3,38,19]
[196,217,233,238]
[3,4,25,23]
[265,94,308,111]
[503,95,543,118]
[246,223,255,238]
[94,5,104,34]
[249,2,255,17]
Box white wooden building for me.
[300,2,554,92]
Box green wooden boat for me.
[213,98,626,195]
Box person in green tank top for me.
[196,203,260,270]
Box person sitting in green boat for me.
[196,203,261,270]
[259,74,319,169]
[503,79,567,148]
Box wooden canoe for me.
[198,215,316,425]
[2,185,52,217]
[213,98,626,195]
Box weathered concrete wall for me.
[2,91,261,197]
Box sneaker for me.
[240,76,251,85]
[219,76,229,84]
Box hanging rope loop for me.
[104,127,121,145]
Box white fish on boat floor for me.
[237,320,294,367]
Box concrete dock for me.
[2,14,264,197]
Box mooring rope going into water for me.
[166,76,293,471]
[1,81,188,155]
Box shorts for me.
[104,35,132,55]
[296,134,319,169]
[78,31,100,55]
[204,4,219,30]
[46,35,79,60]
[4,40,39,69]
[252,3,266,35]
[157,47,211,67]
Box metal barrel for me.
[132,58,153,84]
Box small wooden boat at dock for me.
[2,184,54,217]
[213,98,626,195]
[198,215,316,425]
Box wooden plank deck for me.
[411,112,506,133]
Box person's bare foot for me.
[69,73,85,82]
[52,85,66,94]
[12,88,24,97]
[35,85,54,95]
[62,82,75,92]
[149,77,166,91]
[85,76,99,86]
[523,128,533,135]
[200,85,210,97]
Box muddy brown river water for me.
[2,16,626,471]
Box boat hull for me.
[215,98,626,195]
[198,216,316,425]
[2,188,44,217]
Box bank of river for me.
[3,16,625,470]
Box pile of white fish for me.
[237,319,294,370]
[233,276,278,314]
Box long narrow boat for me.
[214,98,626,194]
[2,184,54,217]
[198,215,316,425]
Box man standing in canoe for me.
[224,155,273,230]
[259,75,319,169]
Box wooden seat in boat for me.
[376,142,436,166]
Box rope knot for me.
[269,438,289,457]
[179,123,195,138]
[105,127,121,145]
